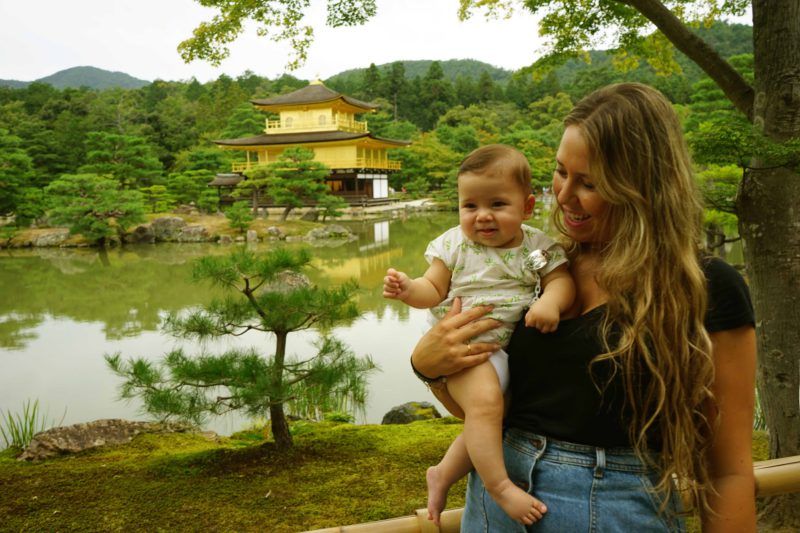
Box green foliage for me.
[106,248,375,449]
[14,187,47,226]
[322,411,355,423]
[392,132,460,194]
[417,62,455,130]
[220,102,266,139]
[241,147,331,221]
[166,169,215,205]
[0,399,65,451]
[179,0,377,70]
[79,131,164,189]
[461,1,748,79]
[172,146,231,173]
[44,173,146,245]
[436,124,480,154]
[0,128,34,216]
[316,193,348,222]
[197,189,220,214]
[224,201,254,234]
[140,185,175,214]
[696,164,741,216]
[327,59,513,88]
[499,128,558,191]
[0,19,765,225]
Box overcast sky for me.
[0,1,753,84]
[0,0,560,83]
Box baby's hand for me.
[525,299,561,333]
[383,268,411,301]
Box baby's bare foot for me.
[426,466,450,527]
[488,478,547,525]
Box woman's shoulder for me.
[701,256,755,332]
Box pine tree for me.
[79,132,164,189]
[106,248,375,449]
[240,147,331,220]
[44,173,145,246]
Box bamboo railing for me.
[304,454,800,533]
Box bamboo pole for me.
[302,455,800,533]
[754,455,800,497]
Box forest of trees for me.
[0,22,750,247]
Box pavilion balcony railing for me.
[231,158,401,174]
[265,118,368,134]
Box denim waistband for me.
[504,427,655,474]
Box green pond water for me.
[0,212,465,434]
[0,207,741,435]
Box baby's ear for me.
[524,194,536,217]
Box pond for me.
[0,206,742,436]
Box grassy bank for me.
[0,419,466,532]
[0,420,770,532]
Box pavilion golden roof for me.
[251,83,378,111]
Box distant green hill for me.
[0,66,150,90]
[0,79,28,89]
[327,59,512,86]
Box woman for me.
[410,83,756,531]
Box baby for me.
[383,144,575,526]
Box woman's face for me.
[553,125,610,244]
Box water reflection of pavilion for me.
[316,221,401,287]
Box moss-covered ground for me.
[0,423,770,532]
[0,419,466,532]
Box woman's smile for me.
[553,126,609,243]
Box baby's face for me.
[457,171,535,249]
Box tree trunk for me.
[269,331,292,449]
[738,1,800,526]
[623,0,754,117]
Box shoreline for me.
[0,198,445,249]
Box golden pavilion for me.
[211,80,410,205]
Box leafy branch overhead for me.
[179,0,377,70]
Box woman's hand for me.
[411,297,502,379]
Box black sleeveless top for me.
[504,257,755,448]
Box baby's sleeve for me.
[424,227,459,270]
[529,232,568,277]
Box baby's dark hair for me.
[458,144,532,195]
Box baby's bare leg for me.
[426,433,471,526]
[446,361,546,525]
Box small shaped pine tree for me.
[106,248,376,449]
[224,201,254,234]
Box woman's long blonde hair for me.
[558,83,715,513]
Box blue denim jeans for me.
[461,428,686,532]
